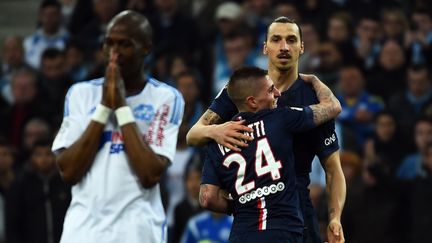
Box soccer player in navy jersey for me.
[187,17,346,243]
[199,67,341,242]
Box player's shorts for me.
[303,212,322,243]
[229,230,302,243]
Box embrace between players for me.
[188,17,346,243]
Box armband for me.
[115,106,135,126]
[91,104,111,124]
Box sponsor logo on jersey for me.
[238,182,285,204]
[324,133,336,146]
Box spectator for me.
[381,8,409,43]
[0,138,15,243]
[17,118,52,168]
[64,41,91,83]
[24,0,69,69]
[0,68,52,148]
[409,141,432,242]
[367,39,407,102]
[397,117,432,180]
[148,0,200,58]
[363,110,407,177]
[326,11,358,65]
[171,154,204,243]
[406,7,432,66]
[1,36,29,105]
[315,41,343,87]
[39,48,73,124]
[298,22,320,73]
[73,0,120,57]
[5,139,71,243]
[165,121,198,236]
[337,65,384,146]
[388,64,432,147]
[175,71,204,127]
[352,15,382,70]
[180,212,232,243]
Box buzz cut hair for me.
[227,66,268,110]
[266,16,302,41]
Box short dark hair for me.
[41,48,65,60]
[40,0,61,11]
[266,16,302,41]
[227,66,268,109]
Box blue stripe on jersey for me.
[161,218,167,243]
[149,77,184,125]
[89,78,104,86]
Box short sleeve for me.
[314,120,340,159]
[280,106,315,132]
[52,84,86,152]
[147,89,185,162]
[201,146,221,186]
[208,88,238,122]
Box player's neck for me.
[269,66,298,92]
[123,70,146,97]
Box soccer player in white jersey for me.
[52,10,184,243]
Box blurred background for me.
[0,0,431,243]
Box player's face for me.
[263,22,304,72]
[103,22,144,68]
[254,75,281,110]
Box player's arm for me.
[301,74,342,125]
[119,122,170,188]
[186,109,253,151]
[56,122,107,184]
[322,151,346,243]
[199,184,231,214]
[55,55,119,185]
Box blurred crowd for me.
[0,0,431,242]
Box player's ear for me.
[300,41,304,55]
[246,96,257,109]
[140,42,152,56]
[263,41,268,55]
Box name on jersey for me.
[324,133,336,146]
[238,182,285,204]
[218,120,266,155]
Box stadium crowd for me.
[0,0,431,242]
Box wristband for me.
[91,104,111,124]
[115,106,135,126]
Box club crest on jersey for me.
[133,104,155,122]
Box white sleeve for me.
[52,84,86,152]
[146,89,184,162]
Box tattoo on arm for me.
[329,208,336,218]
[202,110,223,125]
[310,80,340,125]
[199,184,209,206]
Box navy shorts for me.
[229,230,303,243]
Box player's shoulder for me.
[147,77,184,102]
[67,78,104,96]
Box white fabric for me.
[52,77,184,243]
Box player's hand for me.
[299,73,318,84]
[211,120,253,152]
[102,51,127,109]
[326,219,345,243]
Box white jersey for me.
[52,77,184,243]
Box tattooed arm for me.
[199,184,231,214]
[300,74,342,125]
[186,109,253,151]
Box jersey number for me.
[223,138,282,195]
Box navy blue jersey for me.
[202,107,315,236]
[210,78,338,175]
